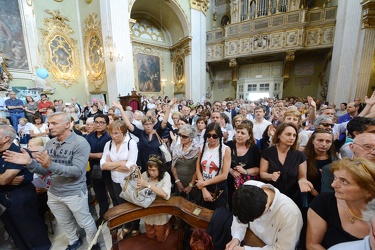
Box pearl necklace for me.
[345,201,364,224]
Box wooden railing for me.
[104,196,265,250]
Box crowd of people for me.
[0,92,375,250]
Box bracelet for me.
[147,184,151,189]
[246,169,249,175]
[175,179,181,183]
[189,183,194,188]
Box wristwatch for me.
[147,184,151,189]
[189,183,194,188]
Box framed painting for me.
[0,0,29,70]
[136,53,161,92]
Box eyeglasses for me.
[178,133,189,139]
[320,123,334,128]
[94,121,107,125]
[205,134,219,139]
[143,123,153,126]
[352,143,375,152]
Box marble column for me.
[100,0,135,104]
[188,8,207,103]
[327,0,375,104]
[326,1,362,103]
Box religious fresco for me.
[0,0,28,70]
[136,53,161,92]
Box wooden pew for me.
[104,196,265,250]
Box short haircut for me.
[313,115,333,127]
[232,185,268,223]
[179,124,197,139]
[196,117,208,126]
[283,110,302,122]
[254,106,266,112]
[347,117,375,138]
[108,120,127,135]
[141,116,157,125]
[0,125,17,141]
[32,115,43,123]
[48,112,71,123]
[94,114,109,125]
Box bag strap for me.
[109,139,131,151]
[153,130,163,145]
[122,167,141,196]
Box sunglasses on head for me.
[320,123,334,128]
[178,133,189,139]
[205,134,219,139]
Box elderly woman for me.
[307,157,375,249]
[314,115,335,133]
[101,120,138,238]
[170,124,199,200]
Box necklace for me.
[345,201,364,224]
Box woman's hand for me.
[226,238,241,250]
[298,178,313,192]
[176,181,184,193]
[230,168,241,178]
[184,186,192,194]
[105,155,112,162]
[170,131,177,142]
[111,101,124,111]
[271,171,281,182]
[202,188,213,202]
[195,179,206,189]
[234,165,246,175]
[137,178,149,188]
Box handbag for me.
[91,164,102,179]
[154,130,172,163]
[119,167,156,208]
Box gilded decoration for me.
[283,50,295,89]
[174,56,184,90]
[84,13,105,91]
[133,46,164,94]
[362,1,375,28]
[40,10,80,88]
[190,0,210,15]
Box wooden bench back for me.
[104,196,265,249]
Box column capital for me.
[362,0,375,28]
[190,0,209,15]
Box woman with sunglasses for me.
[195,122,231,209]
[170,124,199,200]
[314,115,335,133]
[307,157,375,249]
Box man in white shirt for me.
[252,106,271,140]
[226,180,303,250]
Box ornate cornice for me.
[190,0,209,15]
[362,0,375,28]
[170,36,191,61]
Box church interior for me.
[0,0,374,107]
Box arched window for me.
[132,19,164,42]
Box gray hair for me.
[86,117,94,124]
[363,198,375,223]
[134,110,144,118]
[0,125,17,141]
[179,124,197,139]
[48,112,71,123]
[294,102,304,109]
[314,115,333,127]
[124,110,133,121]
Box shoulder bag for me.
[154,130,172,163]
[119,167,156,208]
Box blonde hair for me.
[331,157,375,200]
